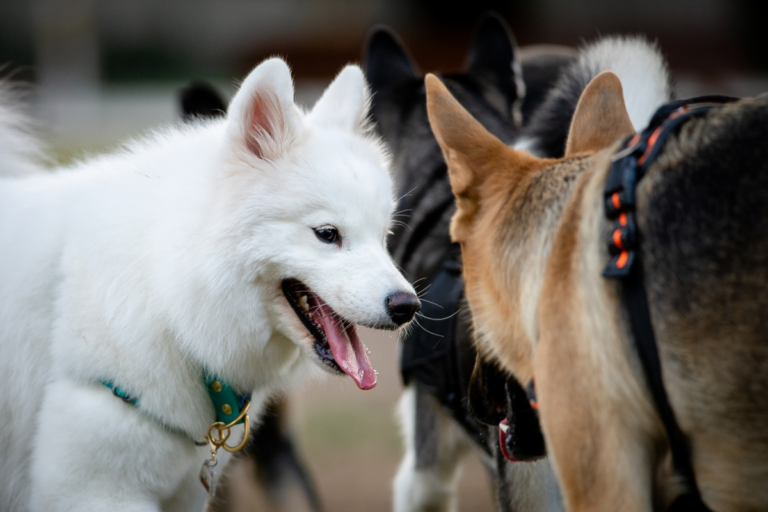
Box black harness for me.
[602,95,738,512]
[399,249,461,395]
[399,247,491,452]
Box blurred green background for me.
[4,0,768,159]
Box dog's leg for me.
[248,398,322,512]
[393,383,473,512]
[494,451,562,512]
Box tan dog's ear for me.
[565,71,635,157]
[425,74,540,242]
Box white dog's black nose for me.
[387,292,421,325]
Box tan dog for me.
[426,70,768,512]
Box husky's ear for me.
[227,58,301,159]
[464,12,522,116]
[426,74,541,242]
[565,71,635,157]
[309,65,370,132]
[364,27,420,94]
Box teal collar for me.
[101,375,251,426]
[204,375,251,425]
[101,379,137,405]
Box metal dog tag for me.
[199,458,218,495]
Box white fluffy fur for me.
[0,58,415,511]
[578,36,671,130]
[0,85,47,177]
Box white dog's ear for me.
[310,65,370,132]
[227,58,301,159]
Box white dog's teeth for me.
[499,423,509,434]
[299,295,309,312]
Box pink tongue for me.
[314,302,377,390]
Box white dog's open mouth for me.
[282,279,377,390]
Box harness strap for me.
[602,95,738,512]
[622,260,708,512]
[399,248,491,453]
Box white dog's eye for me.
[314,226,341,246]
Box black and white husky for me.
[365,15,672,512]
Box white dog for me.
[0,58,419,511]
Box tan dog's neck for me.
[470,157,590,382]
[426,71,634,383]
